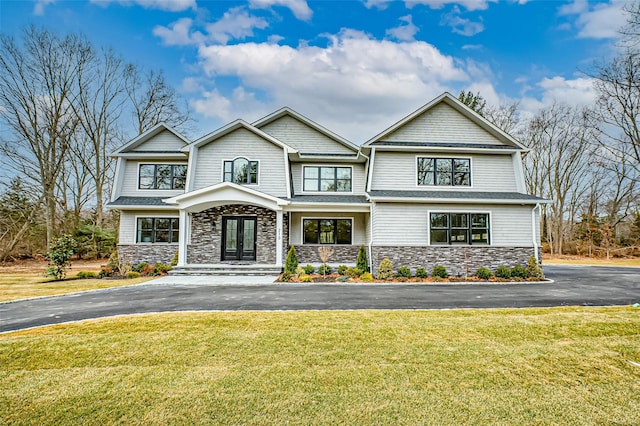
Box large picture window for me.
[303,166,352,192]
[418,158,471,186]
[139,164,187,190]
[137,218,180,243]
[224,158,258,185]
[430,213,489,245]
[303,219,352,244]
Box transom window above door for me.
[139,164,187,190]
[303,166,352,192]
[417,157,471,186]
[224,158,258,185]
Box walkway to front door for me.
[222,216,257,261]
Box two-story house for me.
[108,93,547,276]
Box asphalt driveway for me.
[1,265,639,333]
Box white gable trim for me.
[112,123,190,156]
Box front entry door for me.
[222,217,257,261]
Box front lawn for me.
[1,307,639,425]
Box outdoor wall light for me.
[212,220,217,232]
[262,221,268,232]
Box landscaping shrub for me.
[169,251,179,267]
[475,267,493,280]
[299,274,313,283]
[152,263,170,276]
[285,245,298,274]
[360,272,374,282]
[432,265,448,279]
[280,271,292,282]
[317,264,332,275]
[45,235,76,280]
[377,258,394,280]
[356,244,369,272]
[415,267,428,279]
[126,271,141,279]
[495,265,512,279]
[346,267,363,278]
[303,264,315,274]
[76,271,96,279]
[119,263,133,276]
[295,266,305,276]
[337,265,348,275]
[396,266,411,278]
[106,250,119,271]
[526,255,545,279]
[511,265,528,279]
[134,262,149,273]
[98,266,113,278]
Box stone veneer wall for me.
[293,245,362,265]
[188,204,288,264]
[371,246,535,277]
[118,244,177,266]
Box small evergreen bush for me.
[396,266,411,278]
[511,265,528,279]
[526,255,544,280]
[317,264,332,275]
[432,265,448,278]
[98,266,113,278]
[76,271,96,279]
[346,267,363,278]
[415,267,428,279]
[285,245,298,274]
[303,264,315,274]
[169,251,179,267]
[360,272,374,282]
[134,262,149,273]
[475,267,493,280]
[45,235,76,281]
[152,263,170,275]
[280,271,292,282]
[299,274,313,283]
[337,265,349,275]
[495,265,512,279]
[377,258,394,280]
[356,244,369,272]
[295,266,305,276]
[126,271,141,279]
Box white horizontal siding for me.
[119,160,188,197]
[289,212,369,245]
[370,152,517,192]
[260,115,355,154]
[119,210,180,244]
[290,163,367,195]
[192,128,288,197]
[372,203,534,246]
[384,103,504,145]
[133,129,185,151]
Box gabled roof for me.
[252,107,359,153]
[364,92,527,150]
[112,122,190,156]
[182,119,296,153]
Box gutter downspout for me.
[531,203,540,263]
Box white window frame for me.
[426,210,492,246]
[415,155,473,189]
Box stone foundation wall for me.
[118,244,177,266]
[293,245,363,265]
[371,246,535,277]
[188,204,288,264]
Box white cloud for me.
[33,0,55,15]
[461,44,483,50]
[90,0,196,12]
[406,0,496,12]
[558,0,627,39]
[364,0,391,10]
[153,17,199,46]
[519,76,597,117]
[386,15,419,41]
[193,29,471,141]
[441,7,484,36]
[248,0,313,21]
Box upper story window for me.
[139,164,186,190]
[417,158,471,186]
[430,213,489,245]
[137,217,179,243]
[224,158,258,185]
[303,166,352,192]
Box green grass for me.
[1,307,639,425]
[0,274,153,302]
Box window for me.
[139,164,187,190]
[429,213,489,245]
[223,158,258,185]
[418,158,470,186]
[303,166,352,192]
[137,218,180,243]
[303,219,352,244]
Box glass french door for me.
[222,217,257,261]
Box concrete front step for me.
[170,264,282,276]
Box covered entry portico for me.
[164,182,289,271]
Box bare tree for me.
[485,101,521,134]
[0,27,91,246]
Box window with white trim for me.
[224,158,258,185]
[418,158,470,186]
[139,164,187,190]
[430,213,489,245]
[137,218,180,243]
[303,166,352,192]
[303,219,352,244]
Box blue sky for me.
[0,0,630,142]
